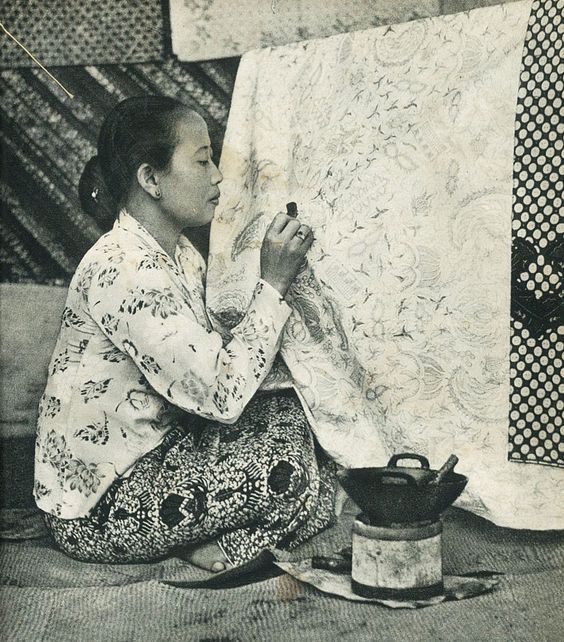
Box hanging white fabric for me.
[206,0,564,529]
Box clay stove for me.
[339,453,468,600]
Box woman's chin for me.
[204,202,218,223]
[203,211,216,226]
[183,209,215,228]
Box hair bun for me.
[78,155,117,226]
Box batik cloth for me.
[1,0,164,67]
[35,209,292,519]
[170,0,440,62]
[508,0,563,466]
[1,56,237,284]
[206,0,564,529]
[44,390,337,565]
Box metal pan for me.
[338,453,468,525]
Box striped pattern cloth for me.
[0,58,239,283]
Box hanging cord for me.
[1,22,74,99]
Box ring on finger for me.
[295,226,309,241]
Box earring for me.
[154,188,161,199]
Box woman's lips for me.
[209,193,220,205]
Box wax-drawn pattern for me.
[207,1,564,529]
[44,392,336,565]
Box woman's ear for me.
[136,163,161,199]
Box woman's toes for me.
[211,560,226,573]
[182,540,231,572]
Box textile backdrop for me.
[206,0,564,529]
[507,0,563,467]
[0,0,165,67]
[170,0,440,62]
[0,57,239,283]
[169,0,523,62]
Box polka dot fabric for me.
[0,1,164,68]
[509,0,563,467]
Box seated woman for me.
[34,96,336,571]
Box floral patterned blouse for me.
[34,210,291,518]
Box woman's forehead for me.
[176,113,211,152]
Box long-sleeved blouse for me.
[34,210,291,518]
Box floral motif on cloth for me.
[35,210,291,518]
[206,1,564,529]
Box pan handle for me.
[372,471,417,485]
[387,453,430,470]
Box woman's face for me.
[159,112,223,228]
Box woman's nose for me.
[212,162,223,185]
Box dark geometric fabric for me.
[509,0,563,467]
[0,0,165,68]
[0,56,239,284]
[43,391,336,566]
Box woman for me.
[34,96,336,571]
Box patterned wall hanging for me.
[1,0,165,68]
[170,0,444,62]
[508,0,563,467]
[0,57,239,283]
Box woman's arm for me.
[87,253,291,424]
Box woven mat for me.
[1,507,563,640]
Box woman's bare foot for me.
[181,541,232,573]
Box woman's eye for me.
[198,160,209,166]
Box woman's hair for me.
[79,95,191,218]
[78,156,116,227]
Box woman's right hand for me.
[260,213,313,297]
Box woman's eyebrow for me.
[194,145,212,154]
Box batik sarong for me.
[43,391,337,565]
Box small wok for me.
[338,453,468,525]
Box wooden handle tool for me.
[431,454,459,485]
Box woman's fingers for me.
[260,210,314,296]
[294,224,311,241]
[266,216,312,249]
[281,218,301,239]
[288,224,312,247]
[296,231,314,252]
[267,212,313,242]
[269,212,294,234]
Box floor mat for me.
[1,507,563,640]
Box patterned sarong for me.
[44,391,336,565]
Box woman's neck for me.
[125,195,182,260]
[183,225,210,263]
